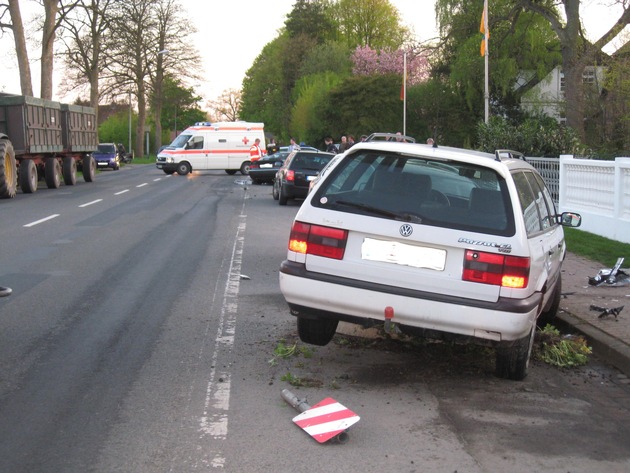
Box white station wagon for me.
[279,140,581,380]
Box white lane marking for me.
[153,178,162,182]
[198,202,247,469]
[115,189,130,195]
[137,183,148,188]
[23,214,60,227]
[79,199,103,208]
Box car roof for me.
[345,142,537,174]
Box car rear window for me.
[311,150,515,236]
[289,153,333,171]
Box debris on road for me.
[590,305,624,319]
[588,257,629,286]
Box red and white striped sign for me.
[292,397,360,443]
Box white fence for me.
[557,155,630,244]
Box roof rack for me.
[494,149,526,162]
[365,132,416,143]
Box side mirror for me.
[559,212,582,227]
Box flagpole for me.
[483,0,489,123]
[403,51,407,135]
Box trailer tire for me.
[0,139,17,198]
[45,158,61,189]
[82,155,95,182]
[62,157,77,185]
[19,159,38,193]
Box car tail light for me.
[288,221,347,260]
[463,250,529,288]
[286,170,295,182]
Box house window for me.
[583,67,596,85]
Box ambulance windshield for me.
[170,133,191,149]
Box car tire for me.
[297,316,338,346]
[176,162,191,176]
[278,184,288,205]
[495,326,535,381]
[240,161,251,175]
[537,274,562,328]
[272,182,279,200]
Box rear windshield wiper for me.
[332,200,423,223]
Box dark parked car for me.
[272,150,335,205]
[249,150,290,184]
[92,143,120,170]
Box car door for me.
[512,170,563,299]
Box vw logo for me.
[399,224,413,237]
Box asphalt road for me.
[0,164,629,472]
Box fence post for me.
[558,154,573,212]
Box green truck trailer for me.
[0,93,98,198]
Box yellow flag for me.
[480,4,489,56]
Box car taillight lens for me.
[463,250,529,288]
[286,170,295,182]
[288,221,347,260]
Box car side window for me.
[513,171,555,235]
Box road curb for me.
[557,310,630,377]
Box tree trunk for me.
[136,81,146,157]
[40,0,60,100]
[8,0,34,96]
[560,0,585,142]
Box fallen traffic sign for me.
[281,389,360,444]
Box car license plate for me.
[361,238,446,270]
[260,164,272,168]
[307,175,316,181]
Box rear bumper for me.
[279,260,541,342]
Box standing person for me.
[347,135,355,148]
[249,138,264,162]
[0,286,12,297]
[266,138,279,155]
[360,135,368,142]
[288,138,300,153]
[324,137,338,154]
[338,135,349,153]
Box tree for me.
[1,0,34,96]
[58,0,113,121]
[207,89,241,122]
[332,0,408,49]
[516,0,630,141]
[284,0,335,44]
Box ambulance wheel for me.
[176,162,191,176]
[163,169,175,175]
[240,161,251,175]
[225,170,237,175]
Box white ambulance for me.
[156,121,266,175]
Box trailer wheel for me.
[0,139,17,198]
[19,159,38,193]
[82,155,95,182]
[45,158,61,189]
[62,157,77,185]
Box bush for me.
[477,114,584,157]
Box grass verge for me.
[564,227,630,267]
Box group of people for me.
[324,134,368,154]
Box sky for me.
[0,0,624,103]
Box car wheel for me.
[297,317,338,346]
[278,184,288,205]
[240,161,251,175]
[225,170,237,175]
[537,274,562,328]
[495,326,535,381]
[272,182,279,200]
[176,162,191,176]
